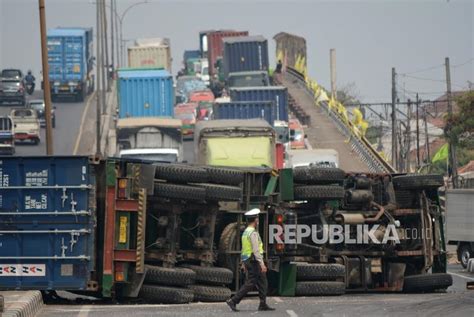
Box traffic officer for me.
[226,208,275,312]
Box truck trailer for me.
[0,156,452,301]
[446,189,474,268]
[46,27,94,101]
[117,69,174,119]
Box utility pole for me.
[330,49,337,99]
[110,0,115,74]
[96,0,102,156]
[423,106,430,163]
[100,0,107,113]
[101,0,110,90]
[38,0,53,155]
[391,67,397,170]
[445,57,458,188]
[406,99,412,172]
[416,93,421,169]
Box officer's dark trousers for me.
[231,260,267,305]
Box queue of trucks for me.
[0,27,458,305]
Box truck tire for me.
[296,263,345,281]
[459,245,472,269]
[294,185,345,200]
[392,174,444,190]
[295,281,345,296]
[144,265,195,287]
[139,285,194,304]
[155,164,208,184]
[403,273,453,292]
[218,223,239,274]
[293,167,345,184]
[181,265,233,286]
[204,166,245,185]
[154,183,206,201]
[395,190,420,209]
[188,285,231,302]
[192,183,242,201]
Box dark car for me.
[1,69,23,80]
[28,99,56,128]
[0,78,26,106]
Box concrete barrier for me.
[0,291,43,317]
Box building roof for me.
[459,160,474,174]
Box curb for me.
[1,291,43,317]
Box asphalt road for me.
[0,90,89,156]
[183,139,194,163]
[37,264,474,317]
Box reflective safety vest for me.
[241,226,264,261]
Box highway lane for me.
[37,264,474,317]
[282,73,371,173]
[0,90,90,156]
[183,139,194,163]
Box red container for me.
[207,30,248,76]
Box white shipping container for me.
[127,45,172,71]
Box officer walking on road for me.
[226,208,275,312]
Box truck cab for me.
[226,70,270,88]
[116,117,183,163]
[194,119,276,168]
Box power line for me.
[399,74,446,83]
[452,58,474,68]
[399,63,444,75]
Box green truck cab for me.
[194,119,276,168]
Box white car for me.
[10,108,41,145]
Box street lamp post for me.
[90,1,148,68]
[115,1,148,67]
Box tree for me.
[444,91,474,171]
[336,82,361,106]
[445,91,474,149]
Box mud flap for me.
[388,263,406,291]
[122,270,147,298]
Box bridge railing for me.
[286,67,396,173]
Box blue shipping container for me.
[47,28,93,83]
[230,86,289,122]
[0,156,95,290]
[223,36,269,78]
[118,69,174,118]
[213,101,275,126]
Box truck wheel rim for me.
[462,250,470,266]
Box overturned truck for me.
[0,156,451,303]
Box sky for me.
[0,0,472,102]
